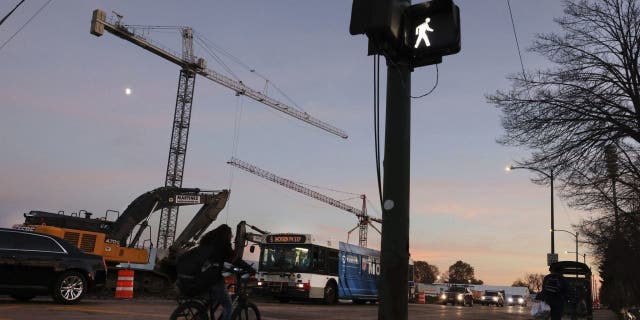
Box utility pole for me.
[379,56,412,320]
[350,1,460,319]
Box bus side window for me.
[317,248,325,273]
[327,249,339,275]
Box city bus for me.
[255,233,413,304]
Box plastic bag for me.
[531,300,551,319]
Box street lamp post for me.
[506,165,556,256]
[565,251,586,264]
[554,229,578,262]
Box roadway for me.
[0,297,618,320]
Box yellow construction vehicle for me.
[17,186,230,294]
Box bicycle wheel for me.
[230,301,261,320]
[211,302,224,320]
[170,301,208,320]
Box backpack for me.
[175,245,222,296]
[542,274,563,302]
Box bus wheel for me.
[323,282,338,304]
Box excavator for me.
[16,186,231,294]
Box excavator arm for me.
[108,187,229,247]
[170,190,230,251]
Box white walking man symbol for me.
[414,17,434,48]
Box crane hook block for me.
[91,9,106,37]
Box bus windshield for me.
[260,244,312,273]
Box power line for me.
[374,54,383,208]
[0,0,26,27]
[0,0,53,52]
[506,0,527,80]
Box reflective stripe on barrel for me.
[418,292,426,304]
[115,269,134,299]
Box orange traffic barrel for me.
[115,269,134,299]
[418,292,426,304]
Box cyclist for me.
[199,224,235,320]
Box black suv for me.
[480,290,505,307]
[0,228,106,304]
[439,286,474,307]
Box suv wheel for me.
[52,271,87,304]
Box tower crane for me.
[227,157,381,247]
[90,9,348,249]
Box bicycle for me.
[170,264,261,320]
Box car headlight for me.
[457,294,463,301]
[481,296,486,300]
[518,298,524,303]
[296,283,305,288]
[257,281,263,286]
[493,297,498,301]
[508,297,513,303]
[441,294,447,300]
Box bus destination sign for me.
[266,234,307,244]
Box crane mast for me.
[90,9,348,248]
[227,157,381,247]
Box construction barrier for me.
[115,269,134,299]
[418,292,426,304]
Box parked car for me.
[507,294,527,306]
[0,228,106,304]
[439,286,474,307]
[480,290,505,307]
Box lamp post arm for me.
[509,166,552,179]
[554,229,579,262]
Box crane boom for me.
[227,157,381,247]
[90,9,348,139]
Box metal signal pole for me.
[379,59,411,320]
[349,1,460,318]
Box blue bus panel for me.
[338,242,380,300]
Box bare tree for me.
[488,0,640,215]
[489,0,640,309]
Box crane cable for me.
[0,0,52,53]
[193,31,307,114]
[225,95,246,224]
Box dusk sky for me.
[0,0,593,286]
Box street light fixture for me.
[553,229,578,262]
[506,165,556,257]
[565,251,586,264]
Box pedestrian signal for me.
[406,0,461,67]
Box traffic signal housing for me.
[350,0,410,54]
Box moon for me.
[125,88,132,95]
